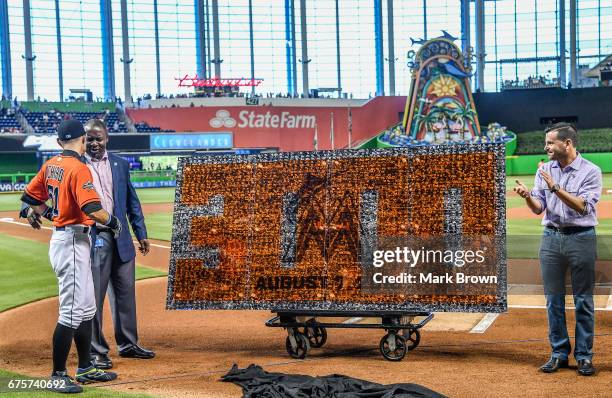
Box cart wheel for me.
[402,328,421,351]
[285,331,310,359]
[303,325,327,348]
[379,333,407,361]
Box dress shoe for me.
[577,359,595,376]
[91,353,113,369]
[540,356,568,373]
[119,345,155,359]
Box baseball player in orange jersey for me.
[20,120,121,394]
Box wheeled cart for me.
[265,310,434,361]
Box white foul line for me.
[342,317,363,324]
[0,218,170,249]
[470,313,500,333]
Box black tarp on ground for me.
[221,364,447,398]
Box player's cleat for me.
[75,364,117,384]
[48,370,83,394]
[119,344,155,359]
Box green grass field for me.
[506,173,612,191]
[0,233,166,312]
[0,192,21,212]
[0,188,175,212]
[144,212,173,241]
[0,369,156,397]
[133,188,175,205]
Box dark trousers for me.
[539,227,596,361]
[91,231,138,354]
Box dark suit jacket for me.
[105,153,147,263]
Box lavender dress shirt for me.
[85,152,114,217]
[531,154,602,228]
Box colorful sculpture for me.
[379,32,513,147]
[404,34,480,143]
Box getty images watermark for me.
[361,236,502,296]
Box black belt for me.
[96,226,113,233]
[55,226,90,233]
[545,225,594,234]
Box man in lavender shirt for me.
[514,122,601,376]
[84,119,155,370]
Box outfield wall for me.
[507,152,612,175]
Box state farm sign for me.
[209,109,316,130]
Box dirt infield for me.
[0,277,610,398]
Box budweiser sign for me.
[176,75,264,88]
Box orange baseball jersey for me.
[25,153,100,227]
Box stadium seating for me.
[0,108,21,133]
[133,121,174,133]
[22,110,128,134]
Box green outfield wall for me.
[0,154,37,174]
[507,152,612,175]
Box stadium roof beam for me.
[211,0,221,79]
[475,0,485,92]
[284,0,296,96]
[119,0,132,105]
[22,0,34,101]
[559,0,566,87]
[374,0,384,96]
[248,0,255,96]
[100,0,116,101]
[384,0,397,96]
[422,0,427,40]
[335,0,341,98]
[195,0,207,82]
[0,0,11,98]
[569,0,577,87]
[299,0,309,96]
[460,0,470,60]
[153,0,160,97]
[54,0,63,102]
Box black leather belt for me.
[96,226,113,233]
[55,226,90,233]
[545,225,594,234]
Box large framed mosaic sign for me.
[166,145,506,313]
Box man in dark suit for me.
[84,119,155,369]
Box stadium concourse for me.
[0,198,610,397]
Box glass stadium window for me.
[336,0,376,98]
[58,0,104,100]
[110,0,159,100]
[251,1,288,96]
[577,0,611,72]
[392,1,427,96]
[424,0,461,45]
[7,1,26,100]
[472,0,562,92]
[156,0,196,96]
[30,0,60,101]
[303,0,339,96]
[216,1,251,88]
[602,3,612,58]
[386,0,462,94]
